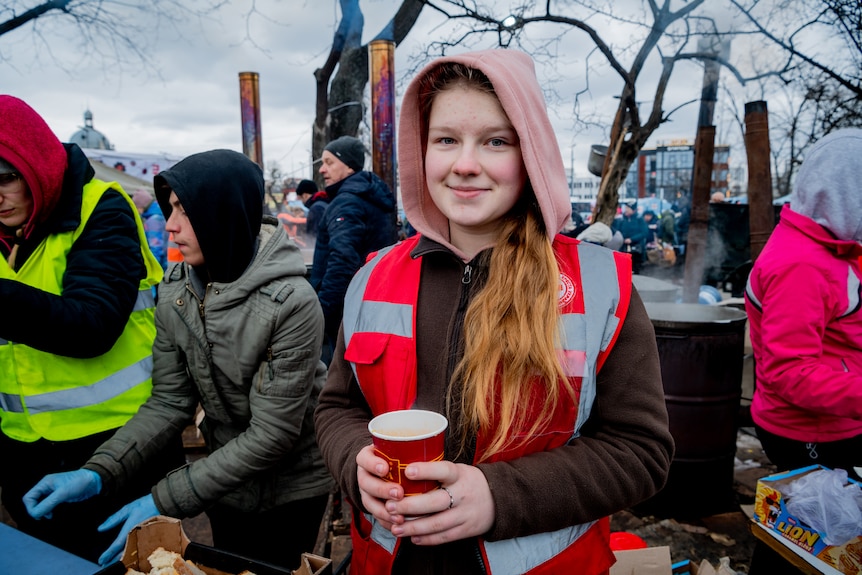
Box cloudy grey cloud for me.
[3,0,727,183]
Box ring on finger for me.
[441,486,454,509]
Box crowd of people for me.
[1,50,858,575]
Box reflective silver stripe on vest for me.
[0,392,23,413]
[366,511,398,554]
[572,243,623,434]
[353,301,412,338]
[577,243,623,354]
[343,244,400,345]
[0,355,152,414]
[343,244,402,382]
[364,510,596,573]
[485,520,596,575]
[843,265,861,317]
[134,288,156,312]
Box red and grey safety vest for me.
[341,234,632,575]
[0,180,164,442]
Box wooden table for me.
[749,520,842,575]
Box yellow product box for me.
[752,465,862,574]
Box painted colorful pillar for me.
[369,40,397,206]
[239,71,263,167]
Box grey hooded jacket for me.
[86,221,333,516]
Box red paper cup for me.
[368,409,448,496]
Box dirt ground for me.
[609,427,778,573]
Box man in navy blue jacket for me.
[310,136,397,364]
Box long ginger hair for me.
[418,63,574,462]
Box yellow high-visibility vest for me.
[0,179,163,442]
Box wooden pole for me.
[682,126,716,302]
[744,101,775,263]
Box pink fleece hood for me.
[397,50,571,258]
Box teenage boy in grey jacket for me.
[23,149,333,571]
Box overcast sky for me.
[3,0,767,184]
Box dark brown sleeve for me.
[479,287,674,540]
[313,325,373,508]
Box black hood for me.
[154,149,264,283]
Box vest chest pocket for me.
[345,331,417,413]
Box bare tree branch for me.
[1,0,232,79]
[728,0,862,98]
[0,0,73,36]
[409,0,861,230]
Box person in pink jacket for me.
[745,128,862,481]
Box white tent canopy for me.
[88,159,154,195]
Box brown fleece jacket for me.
[314,239,674,574]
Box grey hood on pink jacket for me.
[791,127,862,244]
[398,49,571,260]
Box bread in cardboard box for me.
[124,546,216,575]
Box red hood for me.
[0,95,68,241]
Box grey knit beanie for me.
[324,136,366,172]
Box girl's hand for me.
[356,443,404,530]
[356,444,495,544]
[385,461,495,546]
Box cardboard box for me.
[752,465,862,574]
[610,546,672,575]
[95,516,331,575]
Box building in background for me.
[568,173,602,202]
[622,140,734,207]
[565,170,603,218]
[70,109,113,151]
[560,139,738,221]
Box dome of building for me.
[70,109,113,150]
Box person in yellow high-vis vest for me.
[23,149,333,571]
[0,96,186,562]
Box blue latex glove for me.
[23,469,102,520]
[97,493,159,566]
